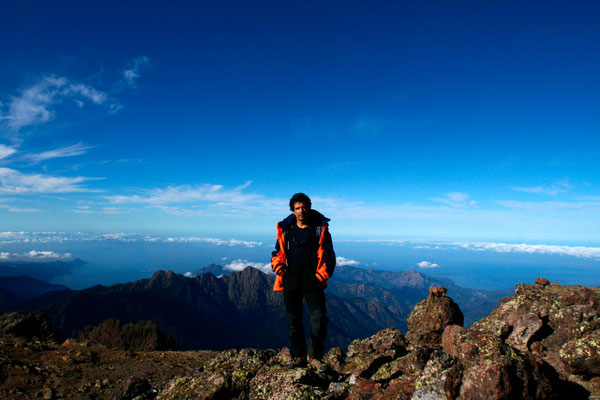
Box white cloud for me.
[3,76,109,130]
[0,232,265,247]
[336,256,360,266]
[184,272,195,278]
[457,241,600,260]
[164,237,262,248]
[0,167,100,194]
[0,250,71,260]
[0,144,17,160]
[106,182,258,205]
[417,261,440,268]
[25,142,92,163]
[100,233,137,242]
[105,181,285,218]
[223,259,273,275]
[123,56,151,87]
[432,192,477,207]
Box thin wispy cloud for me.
[3,76,110,131]
[0,144,17,160]
[106,182,257,205]
[0,231,264,247]
[510,181,571,197]
[164,237,262,248]
[431,192,476,207]
[72,206,124,214]
[123,56,151,87]
[0,205,42,212]
[25,142,92,163]
[352,115,388,138]
[0,167,100,194]
[105,181,284,217]
[511,186,562,196]
[497,199,600,213]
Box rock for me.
[159,348,276,399]
[324,347,346,375]
[326,382,350,399]
[428,286,447,298]
[346,377,384,400]
[159,373,227,400]
[120,377,154,400]
[535,277,550,289]
[0,312,60,342]
[476,281,600,387]
[207,348,276,393]
[371,347,429,381]
[507,312,543,351]
[441,324,476,359]
[452,327,554,399]
[412,351,462,400]
[249,366,325,400]
[42,387,54,400]
[559,330,600,375]
[406,291,464,349]
[344,328,408,377]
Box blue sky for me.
[1,1,600,243]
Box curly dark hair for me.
[289,193,312,211]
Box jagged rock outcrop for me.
[406,286,464,349]
[78,318,176,351]
[470,278,600,397]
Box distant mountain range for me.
[1,263,511,351]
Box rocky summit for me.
[1,279,599,399]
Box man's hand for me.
[276,266,287,277]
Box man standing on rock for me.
[271,193,336,370]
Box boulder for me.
[406,288,464,349]
[344,328,408,377]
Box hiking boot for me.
[287,356,307,368]
[308,357,327,373]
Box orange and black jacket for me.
[271,209,336,291]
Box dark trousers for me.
[283,285,328,359]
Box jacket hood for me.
[278,209,330,231]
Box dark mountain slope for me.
[331,266,511,325]
[18,267,407,350]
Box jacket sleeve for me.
[322,228,336,278]
[271,231,286,274]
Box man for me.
[271,193,336,370]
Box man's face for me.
[293,202,309,222]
